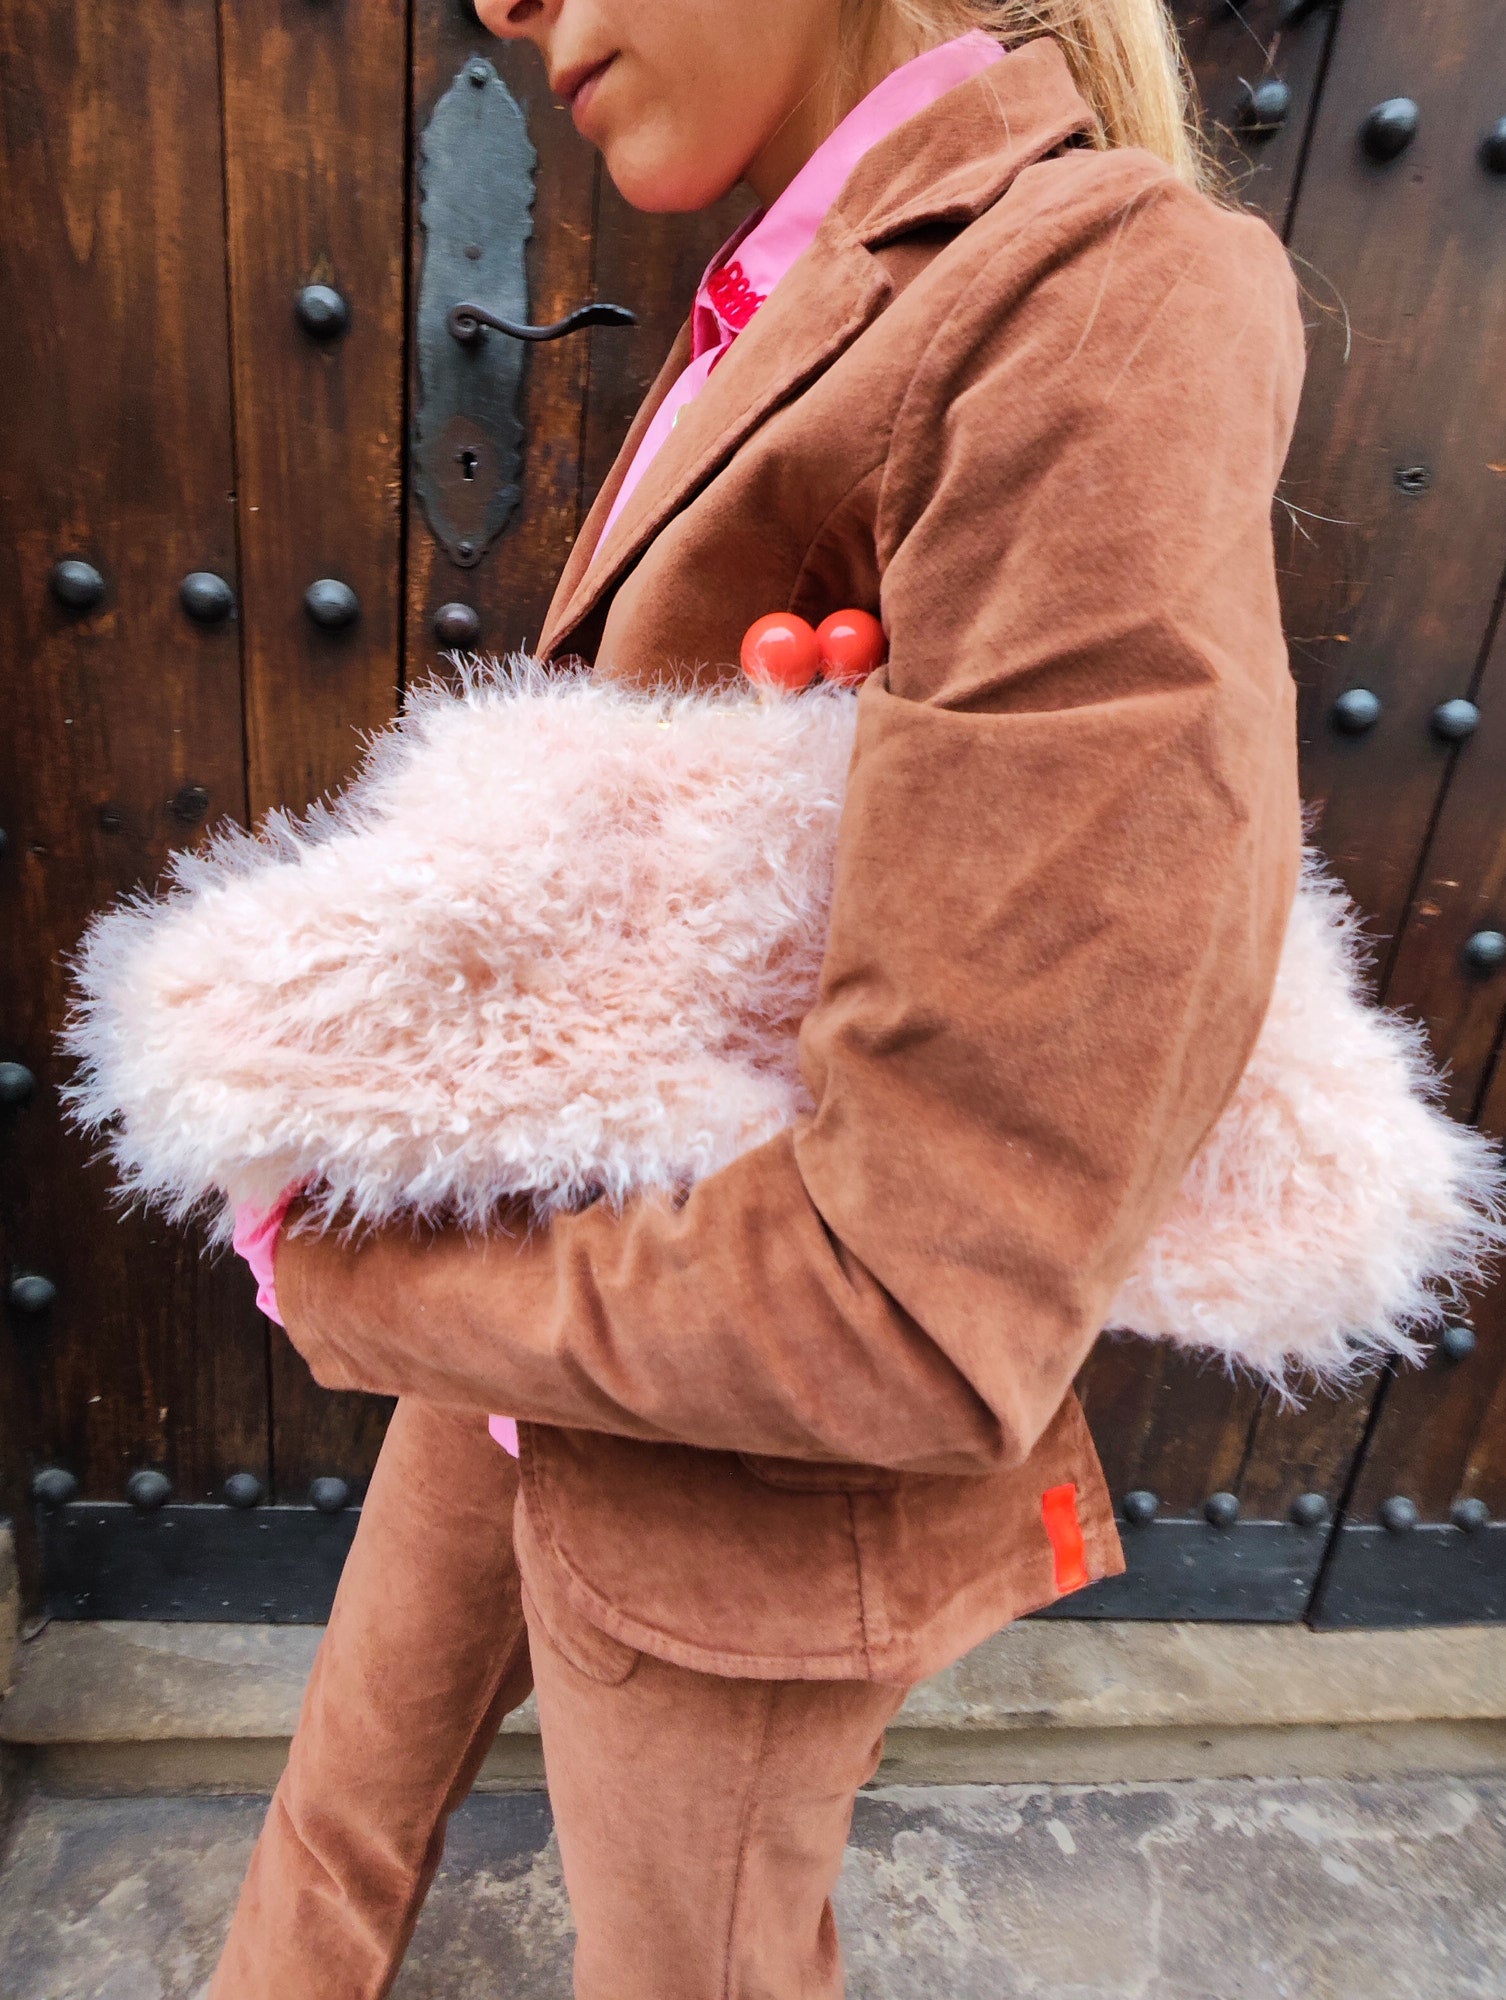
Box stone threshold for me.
[2,1615,1504,1795]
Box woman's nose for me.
[474,0,551,37]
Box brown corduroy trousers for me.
[209,1400,909,2000]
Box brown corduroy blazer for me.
[276,37,1307,1683]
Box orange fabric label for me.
[1041,1482,1089,1594]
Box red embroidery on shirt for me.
[1041,1483,1090,1595]
[705,258,766,331]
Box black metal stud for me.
[8,1272,57,1313]
[224,1471,264,1509]
[31,1467,78,1509]
[310,1475,352,1514]
[295,283,351,340]
[304,579,360,631]
[1430,699,1479,743]
[179,571,235,624]
[434,601,482,647]
[126,1468,173,1511]
[1204,1491,1240,1529]
[1240,79,1292,139]
[169,784,211,825]
[1121,1489,1159,1526]
[1462,929,1506,974]
[0,1061,36,1108]
[1451,1497,1490,1532]
[1380,1494,1419,1532]
[50,558,106,611]
[1361,98,1420,163]
[1440,1322,1477,1363]
[1290,1492,1330,1528]
[1331,688,1381,735]
[1394,464,1432,496]
[1481,119,1506,175]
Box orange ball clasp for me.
[739,613,822,690]
[740,607,887,691]
[815,608,887,687]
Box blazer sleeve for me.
[276,173,1308,1475]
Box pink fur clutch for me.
[64,662,1504,1392]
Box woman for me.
[211,1,1304,1993]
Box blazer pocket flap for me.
[736,1452,901,1494]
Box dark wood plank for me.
[1379,599,1506,1118]
[218,0,410,1498]
[1172,0,1341,227]
[0,0,267,1506]
[1342,1322,1506,1525]
[1339,596,1506,1532]
[1076,1342,1263,1512]
[404,15,600,673]
[266,1334,395,1506]
[1341,1032,1506,1526]
[1234,1374,1388,1517]
[1274,0,1506,941]
[219,0,409,823]
[1241,0,1506,1573]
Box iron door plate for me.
[40,1503,361,1624]
[414,57,536,568]
[1031,1518,1333,1623]
[37,1502,1336,1625]
[1310,1523,1506,1627]
[42,1509,1504,1626]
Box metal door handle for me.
[415,56,640,566]
[447,300,637,346]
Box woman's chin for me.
[600,131,747,215]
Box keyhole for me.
[458,447,479,480]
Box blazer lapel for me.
[539,226,892,658]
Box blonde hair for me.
[858,0,1214,192]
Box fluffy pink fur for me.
[64,659,1504,1394]
[1103,858,1504,1388]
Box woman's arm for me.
[277,169,1307,1475]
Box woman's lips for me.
[567,55,615,133]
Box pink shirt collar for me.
[597,29,1006,548]
[696,29,1005,350]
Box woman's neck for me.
[743,11,939,207]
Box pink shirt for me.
[232,1187,298,1325]
[237,31,1006,1465]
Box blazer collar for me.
[540,37,1096,659]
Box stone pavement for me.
[1,1774,1504,1998]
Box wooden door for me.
[3,0,1503,1626]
